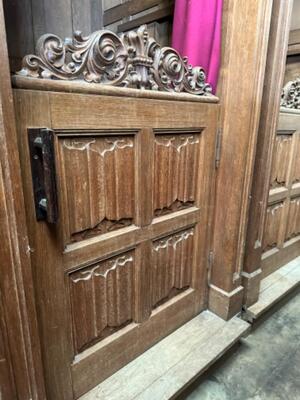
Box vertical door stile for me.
[134,127,154,323]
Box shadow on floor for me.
[177,289,300,400]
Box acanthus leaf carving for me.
[17,25,212,96]
[281,78,300,109]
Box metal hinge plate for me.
[208,250,214,285]
[215,127,222,168]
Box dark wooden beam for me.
[104,0,163,26]
[117,4,173,33]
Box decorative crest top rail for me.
[281,79,300,109]
[17,25,212,96]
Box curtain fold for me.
[172,0,223,93]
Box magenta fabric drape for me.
[172,0,223,94]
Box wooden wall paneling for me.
[13,76,218,397]
[3,0,102,72]
[285,55,300,85]
[0,1,46,398]
[3,0,172,72]
[288,28,300,55]
[117,2,173,33]
[243,0,293,307]
[2,0,34,72]
[260,111,300,278]
[31,0,73,41]
[102,0,173,43]
[209,0,274,320]
[14,90,74,400]
[0,291,16,399]
[103,0,161,26]
[71,0,103,33]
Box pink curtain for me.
[172,0,223,94]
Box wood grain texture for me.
[243,0,294,307]
[244,0,294,306]
[3,0,172,72]
[262,115,300,278]
[286,198,300,241]
[58,134,135,243]
[14,86,218,398]
[3,0,34,71]
[0,293,16,399]
[14,90,74,400]
[13,75,219,103]
[31,0,72,42]
[72,289,199,398]
[263,202,285,251]
[3,0,101,71]
[153,132,200,216]
[270,135,292,187]
[0,1,46,398]
[245,256,300,321]
[72,0,103,33]
[80,311,249,400]
[70,251,135,353]
[210,0,273,317]
[104,0,163,25]
[152,228,194,307]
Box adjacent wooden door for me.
[262,108,300,277]
[14,86,218,399]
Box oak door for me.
[14,88,218,399]
[262,109,300,277]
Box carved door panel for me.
[14,88,218,399]
[262,111,300,276]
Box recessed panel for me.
[286,198,300,241]
[151,227,194,308]
[263,203,284,251]
[69,251,134,353]
[58,135,135,242]
[270,135,292,188]
[153,133,200,216]
[291,134,300,184]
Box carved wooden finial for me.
[17,25,212,96]
[281,79,300,109]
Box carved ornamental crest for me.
[281,79,300,109]
[17,25,212,96]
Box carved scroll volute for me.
[281,79,300,109]
[17,25,212,96]
[19,30,129,84]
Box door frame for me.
[0,1,46,398]
[243,0,294,307]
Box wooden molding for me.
[17,25,212,96]
[104,0,166,26]
[0,0,46,398]
[243,0,294,307]
[117,5,173,33]
[211,0,273,303]
[288,28,300,56]
[208,285,244,320]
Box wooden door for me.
[262,108,300,277]
[14,85,218,399]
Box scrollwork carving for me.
[281,79,300,109]
[18,25,212,95]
